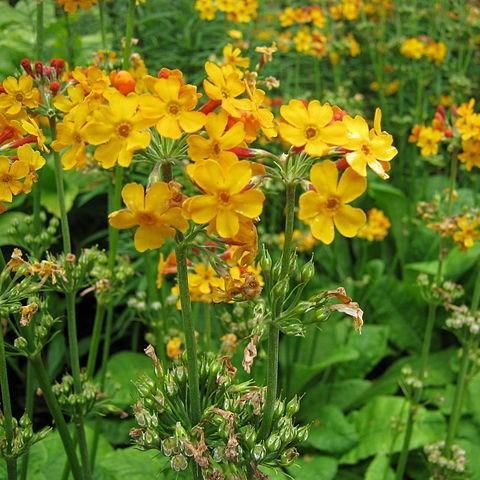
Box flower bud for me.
[279,447,299,466]
[272,278,289,299]
[252,443,266,462]
[259,247,272,273]
[266,433,282,452]
[242,424,257,449]
[170,453,188,471]
[300,260,315,283]
[286,396,300,417]
[14,336,28,351]
[296,425,309,443]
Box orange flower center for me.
[0,173,12,183]
[73,133,82,143]
[305,126,317,139]
[211,141,222,156]
[117,122,131,137]
[137,211,156,226]
[221,89,230,99]
[325,196,340,211]
[167,102,180,116]
[361,144,372,155]
[218,191,230,205]
[15,92,24,102]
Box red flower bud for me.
[50,81,60,96]
[21,58,33,76]
[50,58,65,76]
[199,99,221,115]
[35,61,44,77]
[335,158,349,170]
[230,147,255,158]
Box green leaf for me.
[365,455,395,480]
[306,405,358,454]
[341,396,445,464]
[94,447,169,479]
[287,455,338,480]
[100,351,154,408]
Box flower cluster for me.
[56,0,98,13]
[424,441,467,478]
[400,37,447,64]
[446,305,480,335]
[358,208,391,241]
[194,0,258,23]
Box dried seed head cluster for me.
[424,441,467,479]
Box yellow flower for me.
[109,182,188,252]
[52,104,89,170]
[358,208,391,241]
[139,77,205,139]
[166,337,183,359]
[53,85,86,114]
[57,0,98,13]
[184,160,264,238]
[0,76,40,116]
[0,156,28,203]
[83,92,151,168]
[222,44,250,69]
[195,0,217,20]
[241,83,277,141]
[156,252,177,288]
[17,117,49,152]
[17,145,46,194]
[342,108,397,179]
[453,215,480,250]
[299,160,366,244]
[188,263,225,300]
[278,99,346,156]
[203,62,251,117]
[459,139,480,171]
[400,38,425,59]
[187,111,245,167]
[416,126,443,157]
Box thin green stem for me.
[86,303,105,377]
[0,324,17,480]
[36,0,44,59]
[175,238,201,424]
[30,355,83,480]
[261,182,296,438]
[98,0,107,51]
[204,303,211,351]
[65,13,75,67]
[122,0,136,68]
[19,362,35,480]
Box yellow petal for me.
[134,225,173,252]
[337,168,367,203]
[109,210,137,229]
[185,195,218,223]
[280,100,308,127]
[178,111,206,133]
[231,189,265,217]
[216,209,239,238]
[121,183,145,212]
[156,116,182,139]
[309,214,335,244]
[309,160,338,196]
[345,150,368,177]
[278,122,306,147]
[225,161,252,194]
[334,205,366,237]
[205,111,228,139]
[307,101,333,127]
[191,160,223,193]
[145,182,171,211]
[298,190,321,220]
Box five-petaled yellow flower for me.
[342,108,397,179]
[0,75,40,116]
[139,77,205,139]
[0,156,28,203]
[299,160,366,245]
[83,92,151,168]
[109,182,188,252]
[17,145,46,193]
[184,160,264,238]
[278,100,346,156]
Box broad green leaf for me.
[341,396,445,464]
[94,447,169,480]
[365,455,395,480]
[287,455,338,480]
[100,351,154,408]
[306,405,358,454]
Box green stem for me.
[30,355,83,480]
[65,13,75,67]
[98,0,107,51]
[36,0,44,59]
[0,324,17,480]
[261,182,296,438]
[204,303,211,351]
[86,303,105,377]
[175,238,201,424]
[19,362,35,480]
[122,0,136,68]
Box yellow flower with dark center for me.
[342,108,397,179]
[0,156,28,203]
[139,77,205,139]
[453,215,480,250]
[109,182,188,252]
[188,263,225,298]
[17,145,46,194]
[184,159,264,238]
[82,92,151,168]
[52,104,89,170]
[416,126,443,157]
[187,111,245,167]
[459,139,480,171]
[203,62,251,117]
[299,160,366,244]
[222,44,250,69]
[278,99,346,156]
[0,76,40,116]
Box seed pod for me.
[279,447,299,466]
[300,260,315,283]
[273,399,285,420]
[296,425,310,443]
[272,278,289,299]
[242,424,257,449]
[171,453,188,471]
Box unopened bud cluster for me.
[446,305,480,335]
[401,365,423,390]
[424,441,467,479]
[417,274,464,306]
[130,350,308,478]
[52,372,99,417]
[14,309,57,357]
[0,413,49,460]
